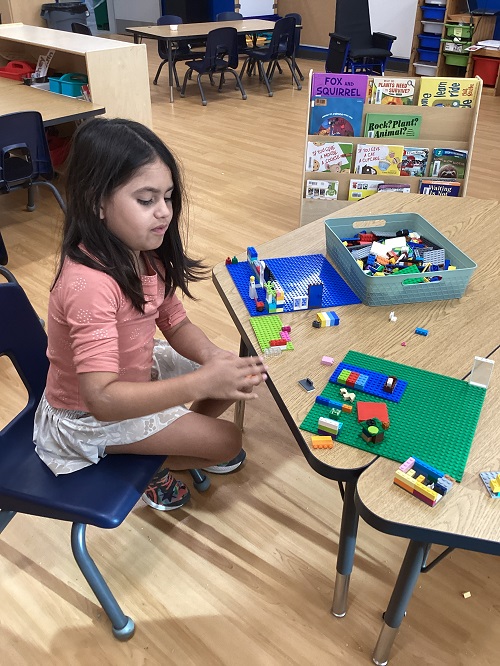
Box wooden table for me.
[0,77,105,126]
[212,192,500,620]
[126,19,276,103]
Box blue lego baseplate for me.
[329,362,408,403]
[226,254,361,316]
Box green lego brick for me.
[250,315,294,353]
[300,350,486,481]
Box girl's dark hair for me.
[54,117,206,310]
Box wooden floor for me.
[1,42,500,665]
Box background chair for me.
[0,266,210,639]
[284,12,304,81]
[240,17,301,97]
[180,27,247,106]
[0,111,65,213]
[216,11,248,55]
[0,233,7,266]
[331,0,396,75]
[71,22,93,36]
[153,15,199,89]
[325,32,350,74]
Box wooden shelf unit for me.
[0,23,152,127]
[410,0,495,78]
[299,73,482,226]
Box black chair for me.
[71,22,93,36]
[216,11,248,55]
[325,32,350,74]
[153,15,200,89]
[0,265,211,638]
[284,12,304,81]
[0,111,65,213]
[240,17,301,97]
[331,0,396,75]
[180,27,247,106]
[0,233,7,266]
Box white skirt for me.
[34,340,199,475]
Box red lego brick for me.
[356,402,389,424]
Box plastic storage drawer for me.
[418,33,441,49]
[421,5,447,21]
[324,213,476,306]
[0,60,35,80]
[446,23,473,39]
[414,62,438,76]
[417,48,440,63]
[442,39,471,53]
[49,72,88,97]
[443,53,469,66]
[421,21,444,34]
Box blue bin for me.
[421,4,446,21]
[417,48,440,63]
[418,33,441,49]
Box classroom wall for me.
[0,0,54,26]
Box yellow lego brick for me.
[395,470,416,490]
[414,481,439,501]
[490,477,500,494]
[407,469,416,477]
[317,312,328,327]
[416,474,425,484]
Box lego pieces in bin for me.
[394,457,454,507]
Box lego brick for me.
[300,350,486,481]
[479,472,500,498]
[315,396,344,410]
[412,489,439,507]
[356,402,390,425]
[308,283,323,308]
[399,457,415,474]
[330,362,408,403]
[250,316,294,353]
[415,327,429,336]
[226,254,360,316]
[311,435,334,449]
[321,356,334,366]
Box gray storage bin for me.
[41,2,89,32]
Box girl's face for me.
[100,158,174,255]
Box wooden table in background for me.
[212,192,500,622]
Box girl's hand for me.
[195,354,268,401]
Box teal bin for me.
[324,213,476,305]
[49,72,88,96]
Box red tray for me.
[0,60,36,80]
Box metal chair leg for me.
[153,59,167,85]
[196,73,207,106]
[239,57,250,80]
[257,60,273,96]
[285,57,302,90]
[0,509,16,534]
[27,185,35,212]
[34,181,66,213]
[179,69,191,97]
[71,523,135,640]
[189,469,211,491]
[295,61,304,80]
[224,69,247,100]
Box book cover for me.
[429,148,468,179]
[309,97,365,136]
[354,144,404,175]
[311,73,369,100]
[364,113,422,139]
[400,147,429,177]
[348,179,384,201]
[417,77,479,108]
[419,179,461,196]
[369,77,416,105]
[305,179,339,200]
[377,183,411,193]
[305,141,353,172]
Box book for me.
[364,113,421,139]
[348,179,384,201]
[400,147,429,177]
[311,73,369,100]
[419,179,461,196]
[305,179,339,200]
[369,77,416,105]
[305,141,353,173]
[309,97,365,136]
[354,144,404,176]
[377,183,411,193]
[417,77,479,108]
[429,148,468,179]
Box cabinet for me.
[0,23,152,127]
[410,0,495,78]
[300,71,482,226]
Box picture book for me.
[354,144,404,176]
[364,113,421,139]
[311,73,369,101]
[400,147,429,177]
[305,179,339,200]
[377,183,411,193]
[419,179,461,196]
[348,179,384,201]
[369,77,416,105]
[309,97,365,136]
[429,148,468,179]
[417,77,479,108]
[305,141,353,173]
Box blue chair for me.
[240,16,301,97]
[0,267,207,639]
[180,27,247,106]
[0,233,7,265]
[0,111,65,213]
[216,11,248,55]
[153,15,200,89]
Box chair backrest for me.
[325,33,349,73]
[0,267,48,446]
[157,15,190,59]
[0,111,54,192]
[268,16,296,59]
[203,27,239,71]
[216,11,243,21]
[285,12,302,52]
[158,14,183,25]
[71,22,92,35]
[335,0,373,50]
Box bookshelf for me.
[410,0,495,78]
[299,72,482,227]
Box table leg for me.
[331,479,359,617]
[372,540,427,666]
[234,337,250,431]
[167,40,174,103]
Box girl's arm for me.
[164,317,236,365]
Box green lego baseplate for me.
[300,351,487,481]
[250,315,294,353]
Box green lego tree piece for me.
[250,315,294,353]
[300,350,486,481]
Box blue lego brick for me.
[411,457,445,482]
[226,254,361,316]
[415,327,429,336]
[315,396,344,410]
[354,374,368,389]
[329,362,408,403]
[308,283,323,308]
[479,471,500,498]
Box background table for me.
[212,192,500,620]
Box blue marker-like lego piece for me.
[415,327,429,336]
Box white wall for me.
[369,0,418,59]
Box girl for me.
[34,118,267,511]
